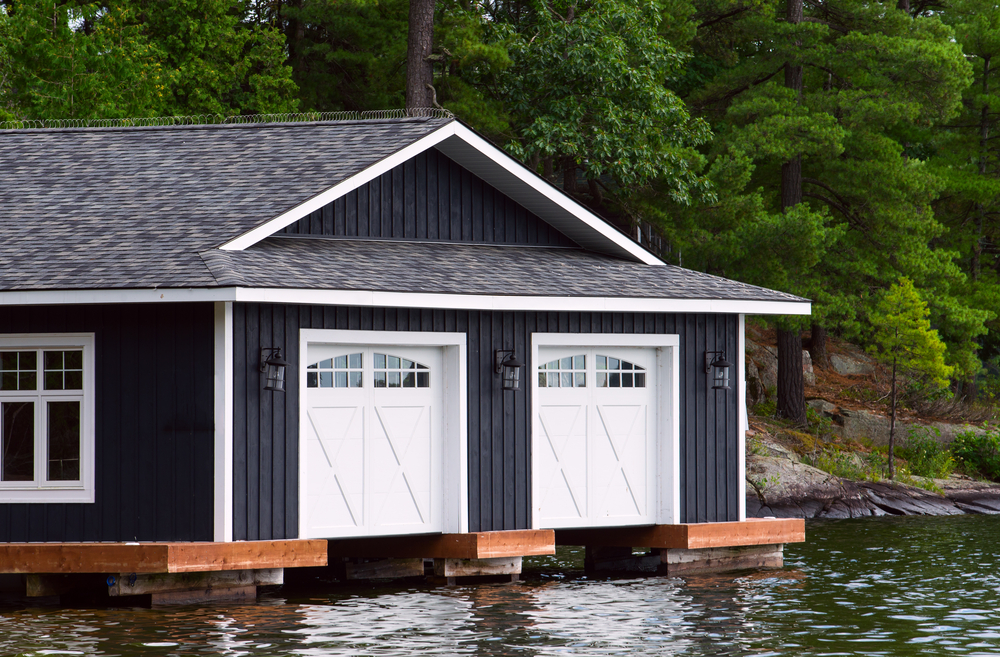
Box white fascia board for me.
[434,126,663,265]
[0,286,811,315]
[219,123,462,251]
[216,121,662,265]
[234,288,812,316]
[0,288,236,306]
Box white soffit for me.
[0,287,812,316]
[219,122,663,265]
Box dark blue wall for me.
[0,303,215,542]
[233,304,740,540]
[279,147,577,247]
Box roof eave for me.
[0,287,811,316]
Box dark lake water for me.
[4,514,1000,656]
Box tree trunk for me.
[974,55,991,282]
[888,356,897,479]
[562,159,578,194]
[777,328,807,425]
[406,0,435,110]
[775,0,807,425]
[809,323,828,369]
[896,0,910,13]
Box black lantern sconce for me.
[495,349,525,391]
[260,347,289,392]
[705,351,732,391]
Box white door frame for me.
[530,333,681,528]
[298,329,468,537]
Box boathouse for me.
[0,114,806,601]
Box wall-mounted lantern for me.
[705,351,732,391]
[495,349,525,391]
[260,347,289,392]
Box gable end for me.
[278,148,577,246]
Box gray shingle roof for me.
[202,237,805,302]
[0,118,452,290]
[0,118,807,306]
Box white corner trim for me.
[738,314,747,521]
[213,302,234,542]
[220,123,461,251]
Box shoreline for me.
[746,452,1000,520]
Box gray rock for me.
[802,349,816,386]
[830,353,875,376]
[807,399,838,415]
[745,442,1000,519]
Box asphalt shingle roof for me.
[0,118,806,304]
[0,118,452,290]
[202,237,804,302]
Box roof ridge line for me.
[0,108,454,132]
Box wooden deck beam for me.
[0,539,327,574]
[555,518,805,550]
[326,530,555,559]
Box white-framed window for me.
[0,334,95,503]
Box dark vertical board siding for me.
[278,149,577,247]
[0,303,214,542]
[233,305,740,539]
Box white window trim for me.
[530,333,681,528]
[298,329,468,538]
[0,334,95,503]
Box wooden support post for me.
[432,557,521,578]
[344,559,425,580]
[660,544,784,575]
[108,568,282,604]
[584,546,662,575]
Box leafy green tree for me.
[489,0,713,214]
[869,277,953,478]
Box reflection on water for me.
[3,515,1000,656]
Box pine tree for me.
[869,277,954,478]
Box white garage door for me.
[534,346,657,528]
[303,344,444,538]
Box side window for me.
[538,355,586,388]
[374,354,430,388]
[0,337,93,502]
[307,353,363,388]
[596,355,646,388]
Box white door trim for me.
[298,329,468,537]
[531,333,681,528]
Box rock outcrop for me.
[746,439,1000,519]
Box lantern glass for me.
[496,350,525,391]
[710,355,732,391]
[262,348,289,392]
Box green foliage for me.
[1,0,297,120]
[139,0,298,115]
[898,427,955,479]
[805,448,886,482]
[2,0,165,119]
[868,277,954,391]
[493,0,713,206]
[951,428,1000,481]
